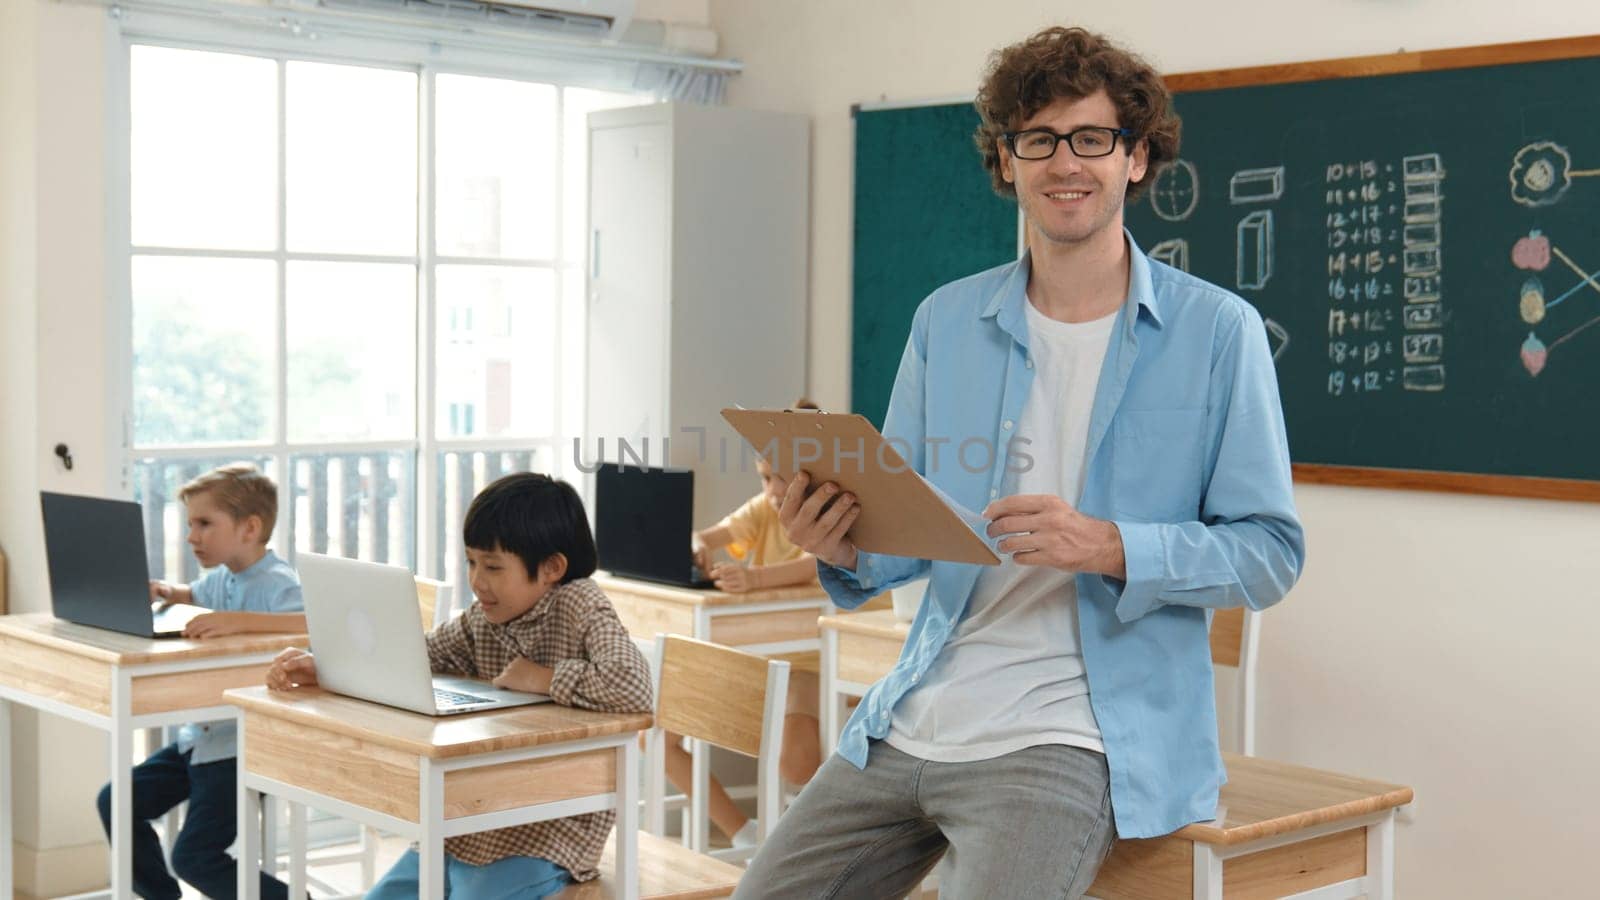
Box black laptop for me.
[40,491,207,638]
[594,465,716,589]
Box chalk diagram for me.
[1150,159,1199,221]
[1510,229,1600,376]
[1148,238,1190,271]
[1230,166,1285,204]
[1509,142,1600,207]
[1264,318,1289,362]
[1236,210,1274,290]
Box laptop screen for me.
[594,465,695,583]
[40,491,156,636]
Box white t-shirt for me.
[885,298,1116,763]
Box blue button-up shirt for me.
[178,549,302,764]
[821,233,1305,839]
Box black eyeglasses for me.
[1003,126,1135,160]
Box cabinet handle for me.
[591,229,601,280]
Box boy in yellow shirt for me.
[678,400,823,848]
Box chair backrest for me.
[414,576,453,630]
[1209,606,1261,756]
[647,634,789,862]
[653,634,786,758]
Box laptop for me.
[594,465,715,589]
[40,491,210,638]
[296,552,550,716]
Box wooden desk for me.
[815,608,1413,899]
[0,613,305,900]
[816,608,908,756]
[227,686,653,900]
[596,574,834,656]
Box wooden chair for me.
[1210,606,1261,756]
[556,831,746,899]
[559,635,786,898]
[1081,606,1413,899]
[646,634,790,866]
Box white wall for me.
[0,0,712,893]
[709,1,1600,897]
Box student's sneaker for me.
[731,820,759,849]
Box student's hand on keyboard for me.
[492,656,554,694]
[183,612,245,639]
[267,647,319,690]
[149,580,176,609]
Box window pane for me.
[287,262,416,441]
[131,46,277,250]
[132,455,276,582]
[288,451,416,568]
[436,74,557,260]
[562,89,648,263]
[436,265,556,439]
[286,62,417,255]
[433,448,544,601]
[133,256,275,447]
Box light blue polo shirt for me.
[177,549,302,764]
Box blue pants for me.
[96,742,290,900]
[367,849,572,900]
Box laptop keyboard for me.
[434,687,493,709]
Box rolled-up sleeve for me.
[1108,307,1305,623]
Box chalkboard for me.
[851,38,1600,501]
[851,102,1017,428]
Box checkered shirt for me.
[424,577,653,879]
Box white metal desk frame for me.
[236,726,643,900]
[0,650,284,900]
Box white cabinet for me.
[586,103,809,525]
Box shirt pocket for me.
[1107,408,1206,522]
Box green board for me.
[851,103,1017,428]
[854,54,1600,484]
[1123,54,1600,482]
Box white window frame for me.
[104,11,708,577]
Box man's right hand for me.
[777,471,861,571]
[267,647,319,690]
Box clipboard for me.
[721,408,1001,566]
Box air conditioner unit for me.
[284,0,637,41]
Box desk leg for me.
[238,785,262,900]
[819,629,840,757]
[288,801,307,900]
[111,676,134,900]
[643,727,665,836]
[420,758,445,900]
[1,698,12,900]
[616,737,640,900]
[1192,842,1222,899]
[1368,812,1396,899]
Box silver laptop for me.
[296,552,550,716]
[41,491,213,639]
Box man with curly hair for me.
[737,26,1304,899]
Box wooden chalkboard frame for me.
[1165,34,1600,504]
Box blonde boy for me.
[97,463,302,900]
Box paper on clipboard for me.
[720,408,1001,566]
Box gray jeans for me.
[734,740,1115,900]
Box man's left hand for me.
[983,494,1127,579]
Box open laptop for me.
[296,552,550,716]
[594,464,715,589]
[40,491,209,638]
